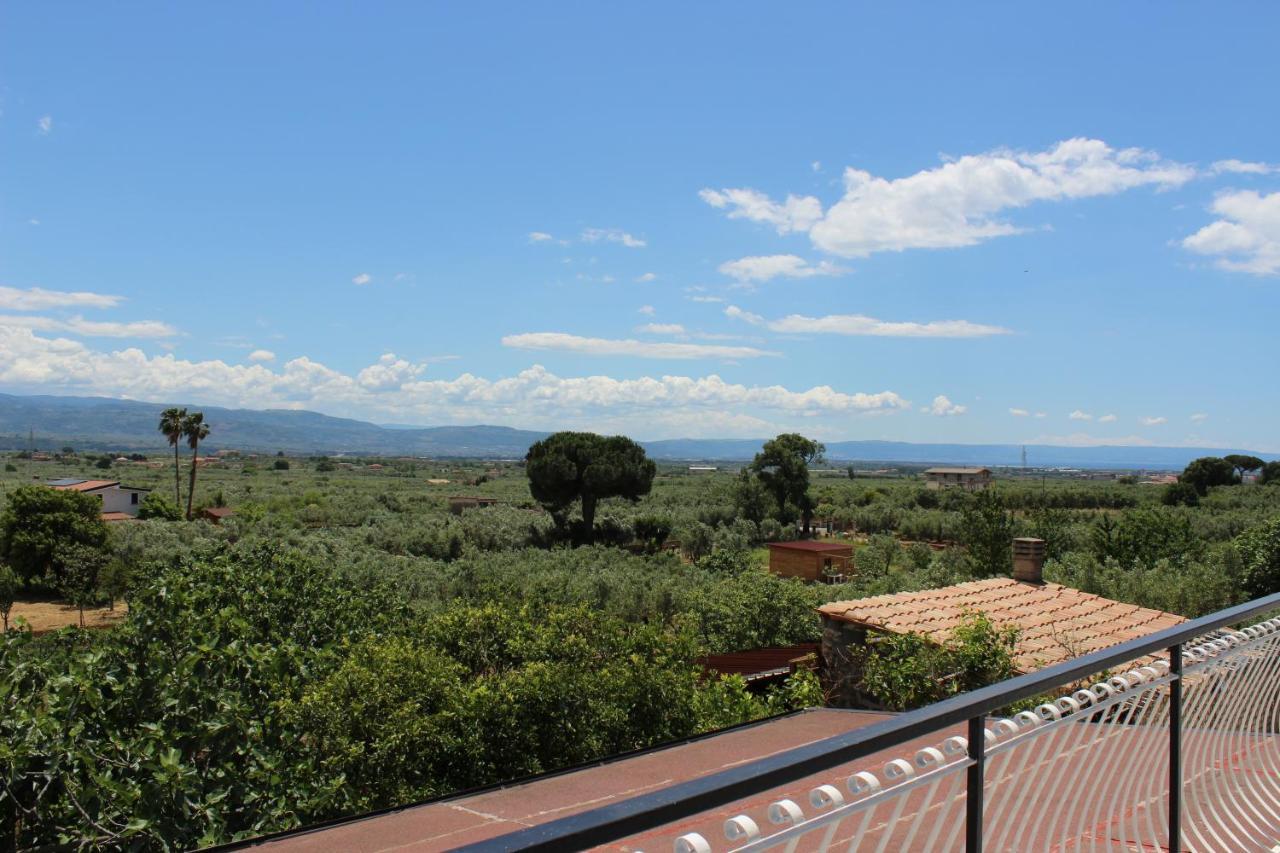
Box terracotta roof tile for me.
[817,578,1186,673]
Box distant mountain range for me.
[0,392,1273,470]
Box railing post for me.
[1168,643,1182,853]
[966,715,985,853]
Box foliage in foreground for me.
[0,545,816,848]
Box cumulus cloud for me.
[1182,190,1280,275]
[698,187,823,234]
[707,138,1193,258]
[0,325,911,434]
[528,231,555,242]
[1069,410,1093,421]
[0,314,177,338]
[1210,160,1278,175]
[923,395,966,417]
[581,228,646,248]
[352,273,372,286]
[1141,416,1168,426]
[248,349,276,363]
[724,305,1011,337]
[1190,412,1209,423]
[1097,413,1117,423]
[37,115,52,135]
[502,331,776,360]
[1009,408,1030,417]
[689,295,727,304]
[718,254,847,283]
[0,286,122,311]
[637,305,655,315]
[636,323,686,336]
[635,272,658,283]
[357,353,426,390]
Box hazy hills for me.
[0,392,1272,470]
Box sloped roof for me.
[48,479,119,492]
[818,578,1186,672]
[698,644,820,683]
[923,467,991,475]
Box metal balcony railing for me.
[460,590,1280,852]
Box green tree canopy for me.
[1261,461,1280,486]
[0,485,109,584]
[750,433,825,533]
[1180,456,1238,496]
[1236,516,1280,599]
[525,432,656,539]
[1225,454,1265,478]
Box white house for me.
[47,479,150,518]
[923,467,993,491]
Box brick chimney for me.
[1012,537,1046,584]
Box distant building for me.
[47,479,150,518]
[688,466,718,473]
[448,496,500,515]
[923,466,992,491]
[766,541,853,582]
[199,507,236,524]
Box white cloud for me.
[357,353,426,391]
[248,349,276,363]
[352,273,372,286]
[689,295,726,304]
[1141,416,1168,426]
[0,286,122,311]
[1097,413,1117,423]
[1009,408,1030,417]
[501,331,776,360]
[28,219,39,226]
[635,272,658,283]
[709,138,1193,258]
[581,228,646,248]
[1190,412,1209,423]
[637,305,655,315]
[1182,190,1280,275]
[1034,412,1047,419]
[37,115,52,135]
[528,231,555,243]
[0,325,911,435]
[0,314,177,338]
[636,323,686,336]
[718,254,847,283]
[1210,160,1278,175]
[699,188,823,234]
[923,395,966,417]
[1069,410,1093,421]
[811,161,822,173]
[724,305,1011,338]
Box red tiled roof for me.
[100,511,137,522]
[818,577,1186,672]
[767,540,853,553]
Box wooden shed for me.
[766,541,853,583]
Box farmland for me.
[1,447,1278,847]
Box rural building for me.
[199,507,236,524]
[766,540,853,582]
[923,466,992,490]
[816,538,1185,707]
[698,643,819,689]
[448,496,500,515]
[47,479,150,518]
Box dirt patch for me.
[5,599,128,634]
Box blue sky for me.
[2,3,1277,450]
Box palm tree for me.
[183,412,210,520]
[158,407,187,508]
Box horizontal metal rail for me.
[459,590,1280,852]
